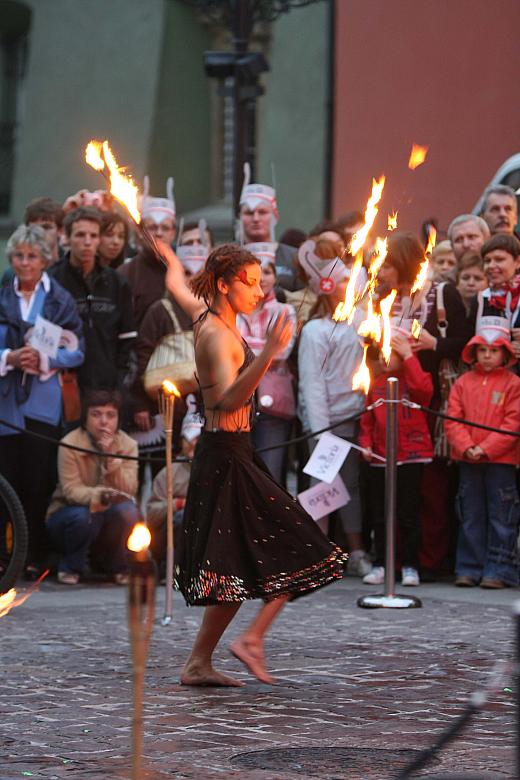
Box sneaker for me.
[57,571,79,586]
[346,551,373,577]
[363,566,385,585]
[401,567,420,586]
[113,573,129,586]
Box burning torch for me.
[127,522,156,780]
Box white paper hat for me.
[140,176,176,224]
[245,242,277,268]
[176,244,209,276]
[475,314,511,344]
[298,239,364,295]
[239,163,278,241]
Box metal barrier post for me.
[358,377,421,609]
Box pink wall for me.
[332,0,520,236]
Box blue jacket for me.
[0,275,84,435]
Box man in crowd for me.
[24,197,65,266]
[480,184,518,236]
[119,176,176,327]
[238,163,301,291]
[50,207,136,393]
[448,214,490,262]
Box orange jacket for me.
[446,366,520,465]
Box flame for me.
[162,379,181,398]
[85,141,105,171]
[408,143,429,170]
[387,211,398,231]
[0,570,48,617]
[85,140,141,223]
[350,176,385,255]
[358,295,382,343]
[380,290,397,363]
[352,344,371,394]
[411,259,430,294]
[425,224,437,256]
[127,522,151,553]
[411,319,422,339]
[333,251,364,322]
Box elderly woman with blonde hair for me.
[0,224,84,579]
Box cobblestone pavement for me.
[0,577,518,779]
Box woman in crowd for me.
[297,236,371,576]
[98,211,129,268]
[469,234,520,368]
[46,390,139,585]
[162,241,347,686]
[456,253,487,315]
[237,244,297,483]
[0,225,84,578]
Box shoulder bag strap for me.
[436,282,448,338]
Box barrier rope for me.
[0,396,517,466]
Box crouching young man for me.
[46,390,139,585]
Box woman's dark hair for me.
[81,389,122,427]
[100,210,129,240]
[457,252,484,278]
[189,243,260,305]
[385,232,424,286]
[481,233,520,260]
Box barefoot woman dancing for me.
[162,242,347,686]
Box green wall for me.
[257,1,330,237]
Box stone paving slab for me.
[0,578,518,779]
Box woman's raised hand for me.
[264,310,294,358]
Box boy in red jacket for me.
[445,322,520,589]
[360,332,433,586]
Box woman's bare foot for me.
[180,660,245,687]
[230,636,274,684]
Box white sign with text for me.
[303,432,352,484]
[297,473,350,521]
[28,315,62,359]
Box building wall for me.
[258,1,330,236]
[332,0,520,235]
[10,0,166,222]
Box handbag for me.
[257,365,296,420]
[143,299,197,399]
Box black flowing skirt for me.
[175,430,348,606]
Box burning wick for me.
[128,523,152,562]
[408,143,429,170]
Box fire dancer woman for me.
[162,242,347,686]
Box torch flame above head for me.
[408,143,429,170]
[425,224,437,256]
[350,175,386,256]
[380,289,397,363]
[368,237,388,287]
[352,344,371,395]
[85,141,105,171]
[333,252,364,323]
[358,294,382,343]
[85,139,141,224]
[162,379,181,398]
[127,522,151,554]
[387,211,398,231]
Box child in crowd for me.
[445,321,520,588]
[360,330,434,586]
[456,253,487,315]
[431,241,457,283]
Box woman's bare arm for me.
[200,311,294,412]
[159,240,206,321]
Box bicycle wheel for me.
[0,473,28,594]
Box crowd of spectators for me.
[0,176,518,590]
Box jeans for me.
[252,412,292,484]
[46,500,139,575]
[456,463,520,585]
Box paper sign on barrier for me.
[303,432,351,484]
[297,473,350,521]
